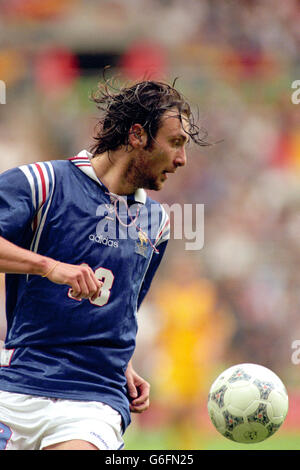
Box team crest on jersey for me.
[135,230,149,258]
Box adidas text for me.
[89,233,119,248]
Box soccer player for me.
[0,79,206,450]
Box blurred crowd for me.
[0,0,300,442]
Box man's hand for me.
[125,361,150,413]
[45,261,102,302]
[0,237,102,302]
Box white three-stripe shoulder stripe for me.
[19,161,55,253]
[155,205,170,247]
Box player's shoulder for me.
[0,160,58,190]
[0,159,76,205]
[23,158,79,183]
[16,158,67,178]
[143,194,170,245]
[144,194,169,223]
[16,159,69,189]
[49,158,73,174]
[144,193,167,211]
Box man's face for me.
[127,109,190,191]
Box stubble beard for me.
[125,148,161,191]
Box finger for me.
[130,399,150,413]
[80,267,96,298]
[73,271,93,299]
[70,265,93,299]
[81,266,103,300]
[131,395,148,406]
[88,273,103,301]
[127,382,138,400]
[69,266,102,300]
[80,265,102,299]
[77,276,90,298]
[69,280,82,300]
[131,383,150,405]
[90,285,102,302]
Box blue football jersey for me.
[0,150,169,430]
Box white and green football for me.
[207,363,289,444]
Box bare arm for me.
[0,236,102,301]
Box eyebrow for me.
[172,133,190,144]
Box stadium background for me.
[0,0,300,450]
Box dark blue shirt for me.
[0,150,169,430]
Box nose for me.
[174,148,187,168]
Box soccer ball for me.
[207,363,289,444]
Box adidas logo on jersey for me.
[89,233,119,248]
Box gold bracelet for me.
[42,261,60,278]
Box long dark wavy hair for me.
[90,74,210,156]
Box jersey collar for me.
[69,150,147,204]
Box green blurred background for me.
[0,0,300,450]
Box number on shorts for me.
[0,422,12,450]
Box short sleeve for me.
[0,166,36,243]
[0,161,55,246]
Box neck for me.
[90,151,137,195]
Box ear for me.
[128,124,147,148]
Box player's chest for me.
[44,193,157,265]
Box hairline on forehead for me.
[158,108,191,137]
